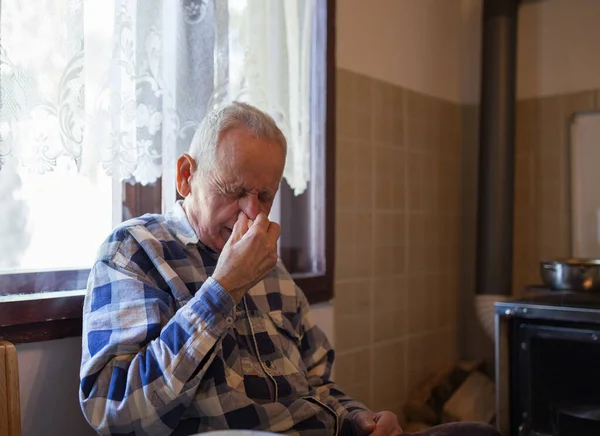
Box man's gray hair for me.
[188,101,287,174]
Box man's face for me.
[180,126,285,253]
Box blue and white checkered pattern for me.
[80,201,369,435]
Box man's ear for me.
[176,154,197,198]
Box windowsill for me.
[0,274,332,344]
[0,289,86,303]
[0,291,85,344]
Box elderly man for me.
[80,102,501,436]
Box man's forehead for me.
[210,161,280,192]
[217,133,283,166]
[221,173,279,192]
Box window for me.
[0,0,335,343]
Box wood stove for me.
[495,287,600,436]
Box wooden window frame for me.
[0,0,335,344]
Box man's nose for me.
[238,195,260,220]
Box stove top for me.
[517,285,600,309]
[495,285,600,324]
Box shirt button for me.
[265,360,272,368]
[226,316,234,325]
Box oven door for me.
[513,321,600,436]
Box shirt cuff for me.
[187,277,236,336]
[206,276,236,307]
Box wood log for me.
[403,360,483,424]
[442,371,495,424]
[456,360,485,373]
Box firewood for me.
[403,360,483,424]
[442,371,495,424]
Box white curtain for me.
[0,0,314,194]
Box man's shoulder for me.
[109,213,166,239]
[97,213,174,262]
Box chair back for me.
[0,341,21,436]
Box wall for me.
[512,0,600,293]
[512,91,600,293]
[450,1,600,363]
[333,1,600,419]
[16,338,96,436]
[460,0,600,101]
[517,0,600,99]
[332,0,479,420]
[333,71,473,416]
[337,0,464,103]
[310,301,335,345]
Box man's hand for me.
[353,411,403,436]
[212,212,281,302]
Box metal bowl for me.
[540,258,600,292]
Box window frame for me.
[0,0,335,344]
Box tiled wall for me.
[513,90,600,294]
[332,71,600,419]
[333,69,478,418]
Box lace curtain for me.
[0,0,314,194]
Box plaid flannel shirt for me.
[80,201,369,435]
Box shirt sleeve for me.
[80,252,235,435]
[295,286,371,435]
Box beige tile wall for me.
[513,90,600,294]
[333,69,471,418]
[333,70,600,415]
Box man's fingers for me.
[353,412,377,434]
[370,426,393,436]
[267,221,281,240]
[232,212,249,238]
[249,214,280,242]
[370,412,402,436]
[253,212,270,230]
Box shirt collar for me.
[165,201,220,258]
[165,200,199,246]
